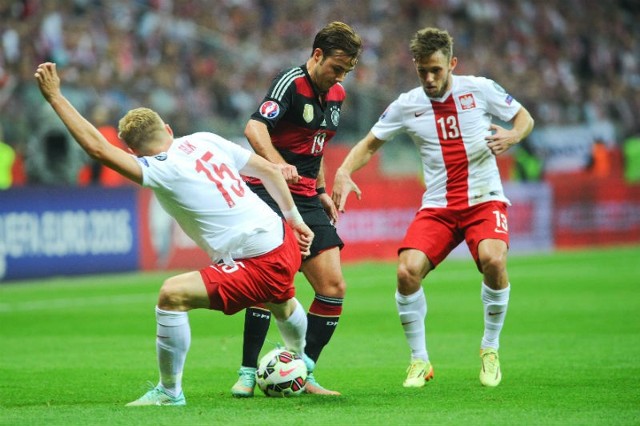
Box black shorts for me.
[247,183,344,259]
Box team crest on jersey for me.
[330,105,341,126]
[459,93,476,110]
[303,104,314,123]
[260,101,280,119]
[154,153,168,161]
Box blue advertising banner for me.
[0,187,139,282]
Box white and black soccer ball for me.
[255,348,307,397]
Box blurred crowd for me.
[1,0,639,186]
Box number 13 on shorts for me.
[492,209,508,234]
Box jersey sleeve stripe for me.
[270,68,304,101]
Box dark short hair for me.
[312,21,362,61]
[410,27,454,62]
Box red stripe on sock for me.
[309,299,343,316]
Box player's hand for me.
[34,62,62,102]
[290,222,314,258]
[331,169,361,213]
[318,192,339,224]
[277,163,300,184]
[485,124,519,156]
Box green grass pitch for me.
[1,245,639,425]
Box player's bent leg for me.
[479,348,501,387]
[397,249,433,388]
[268,298,307,355]
[266,298,299,321]
[128,272,206,407]
[477,239,509,290]
[231,306,271,397]
[396,249,432,295]
[477,241,507,387]
[300,249,344,396]
[158,271,211,311]
[302,247,346,299]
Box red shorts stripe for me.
[199,223,301,315]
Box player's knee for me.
[158,277,189,310]
[396,262,421,293]
[479,252,507,276]
[319,277,346,298]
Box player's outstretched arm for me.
[240,153,314,256]
[34,62,142,184]
[332,131,386,212]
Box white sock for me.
[275,298,307,355]
[155,306,191,397]
[480,282,510,350]
[396,287,428,362]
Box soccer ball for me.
[255,348,307,397]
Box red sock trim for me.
[309,298,343,317]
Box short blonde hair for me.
[118,107,165,152]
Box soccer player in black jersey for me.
[231,21,362,396]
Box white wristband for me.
[282,207,304,225]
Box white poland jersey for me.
[371,75,522,209]
[138,132,283,266]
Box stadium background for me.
[1,0,639,281]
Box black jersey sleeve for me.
[249,66,304,130]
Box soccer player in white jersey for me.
[34,62,315,406]
[332,27,534,388]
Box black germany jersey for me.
[245,64,346,197]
